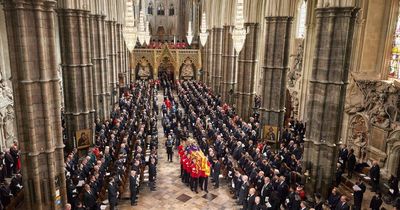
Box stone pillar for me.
[116,23,125,86]
[303,7,359,195]
[205,29,213,87]
[211,27,223,94]
[220,25,236,104]
[260,17,292,131]
[106,20,118,107]
[58,9,95,150]
[3,0,67,209]
[235,23,259,121]
[90,14,109,121]
[201,44,208,83]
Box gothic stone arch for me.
[347,113,370,161]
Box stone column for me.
[58,9,95,150]
[303,6,359,195]
[201,44,208,83]
[106,20,118,107]
[259,17,292,131]
[90,14,109,121]
[3,0,67,209]
[205,29,213,87]
[220,25,236,103]
[116,23,125,85]
[211,27,223,94]
[235,23,259,121]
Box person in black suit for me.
[252,196,266,210]
[353,179,366,210]
[130,170,138,206]
[212,158,220,188]
[347,149,356,178]
[335,196,350,210]
[238,175,249,205]
[244,188,256,210]
[369,161,380,192]
[4,150,13,178]
[108,177,118,210]
[277,176,289,206]
[327,188,340,209]
[83,184,97,210]
[260,177,273,205]
[388,175,399,201]
[339,145,348,170]
[314,193,323,210]
[335,163,343,187]
[149,157,157,191]
[369,192,382,210]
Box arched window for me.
[296,1,307,39]
[169,4,175,16]
[389,5,400,79]
[148,2,153,15]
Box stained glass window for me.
[296,1,307,39]
[389,8,400,79]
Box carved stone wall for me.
[345,79,400,169]
[0,7,16,151]
[287,40,304,118]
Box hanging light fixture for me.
[137,8,146,45]
[145,20,151,45]
[199,12,208,47]
[231,0,247,53]
[187,21,193,45]
[123,0,136,51]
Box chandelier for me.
[187,21,193,45]
[199,12,208,47]
[137,8,147,45]
[145,21,151,45]
[231,0,247,53]
[123,0,136,51]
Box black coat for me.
[369,195,382,210]
[335,202,350,210]
[238,182,249,204]
[83,191,97,209]
[245,194,256,210]
[347,154,356,171]
[130,175,138,192]
[108,183,118,205]
[370,165,380,183]
[353,183,366,206]
[212,162,221,177]
[149,163,157,182]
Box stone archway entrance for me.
[158,56,175,87]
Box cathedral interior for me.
[0,0,399,209]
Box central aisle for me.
[117,92,240,210]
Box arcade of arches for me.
[0,0,399,209]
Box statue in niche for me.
[3,105,14,140]
[348,115,368,162]
[254,95,261,109]
[0,80,13,102]
[138,58,151,78]
[181,58,194,78]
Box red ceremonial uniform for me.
[191,164,200,178]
